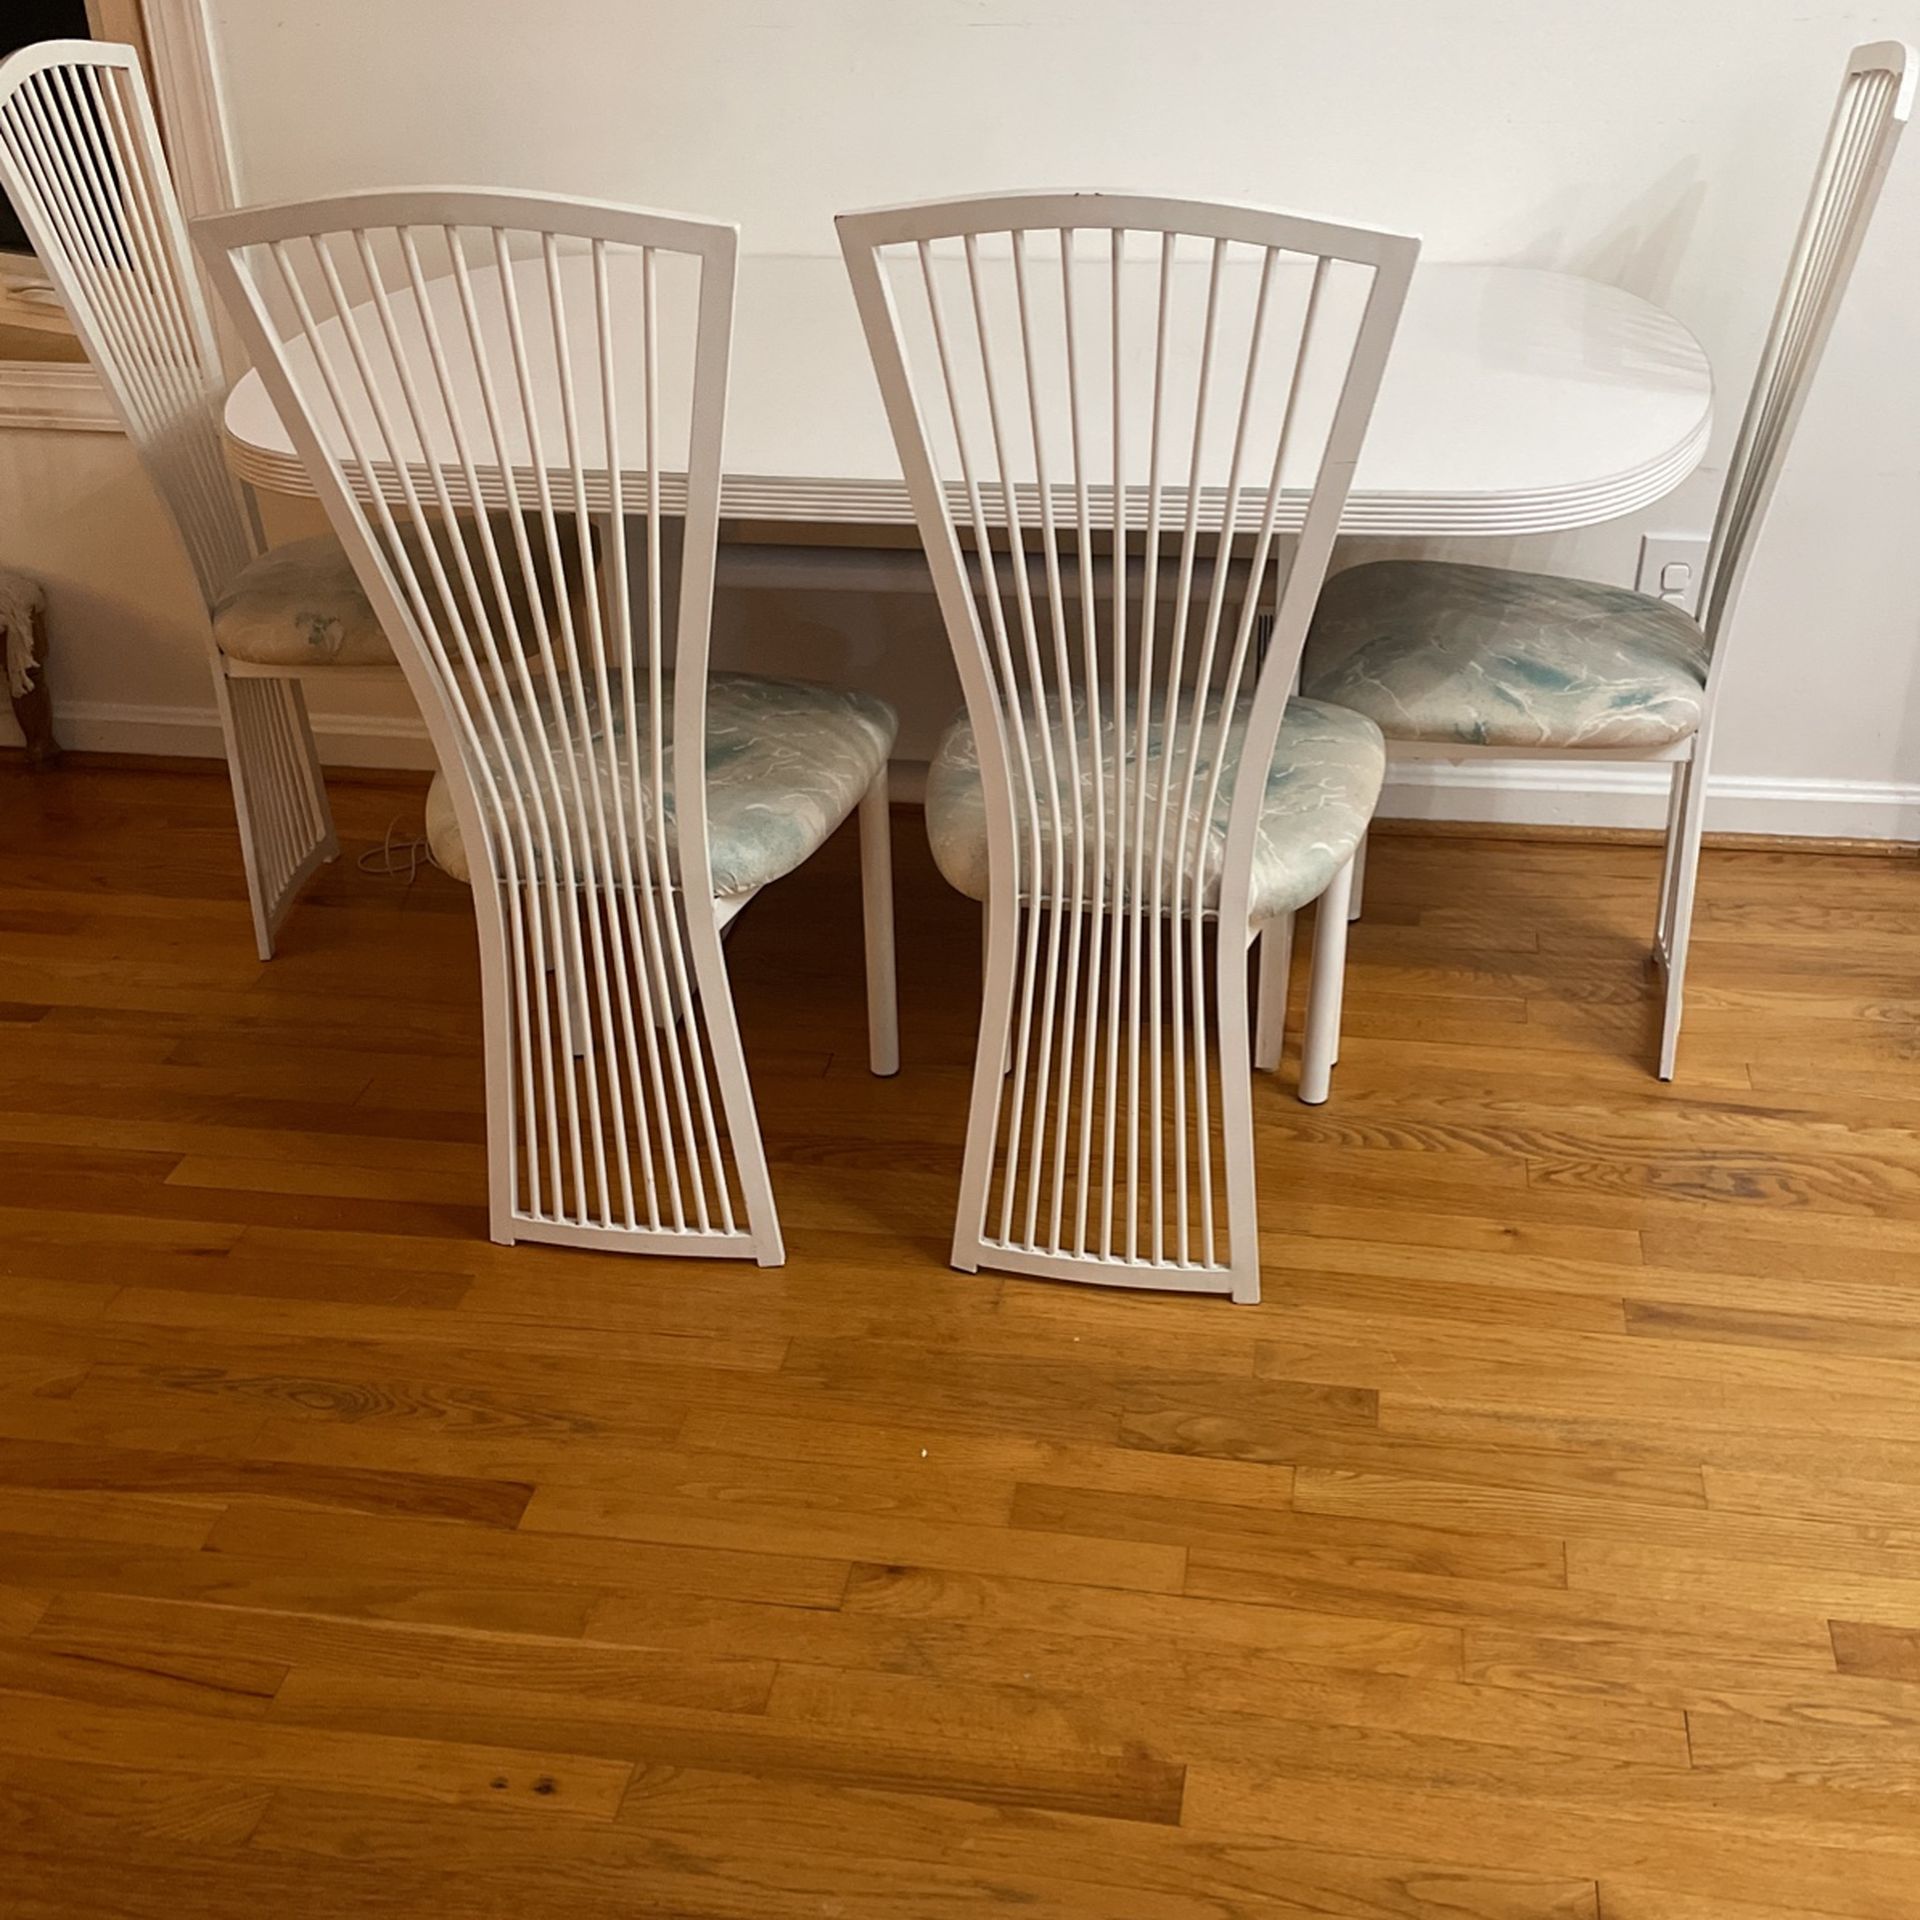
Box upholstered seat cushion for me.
[1302,559,1710,750]
[212,521,597,670]
[925,692,1383,923]
[426,671,897,898]
[212,534,398,667]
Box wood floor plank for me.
[1829,1620,1920,1681]
[0,1529,605,1637]
[264,1665,1186,1826]
[765,1650,1689,1769]
[0,1687,635,1816]
[1122,1406,1708,1505]
[612,1765,1605,1920]
[31,1590,777,1713]
[0,1436,533,1526]
[1015,1479,1566,1588]
[0,1485,223,1550]
[1460,1626,1920,1723]
[1378,1396,1920,1490]
[1594,1886,1852,1920]
[1256,1318,1920,1415]
[0,1753,274,1848]
[1684,1707,1920,1795]
[1291,1464,1920,1578]
[1566,1538,1920,1628]
[661,1587,1462,1702]
[99,1283,791,1375]
[245,1781,1447,1920]
[0,1828,614,1920]
[1180,1544,1835,1657]
[1271,1201,1643,1266]
[205,1501,855,1611]
[1270,1219,1919,1326]
[521,1482,1187,1595]
[55,1322,751,1454]
[1702,1465,1920,1528]
[832,1560,1468,1671]
[774,1332,1379,1442]
[675,1406,1304,1509]
[1624,1292,1920,1357]
[0,1633,285,1718]
[1181,1766,1920,1919]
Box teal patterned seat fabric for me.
[1302,560,1711,750]
[925,692,1384,923]
[426,672,897,897]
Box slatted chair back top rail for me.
[195,189,772,1256]
[0,39,257,609]
[1699,39,1914,656]
[840,192,1416,1289]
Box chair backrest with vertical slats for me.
[0,39,256,609]
[196,188,750,1246]
[841,192,1415,1272]
[1700,40,1913,654]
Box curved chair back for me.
[0,40,257,608]
[1700,41,1913,657]
[841,191,1415,1284]
[196,189,770,1256]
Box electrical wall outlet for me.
[1635,533,1709,616]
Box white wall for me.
[0,431,430,764]
[6,0,1919,834]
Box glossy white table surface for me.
[223,254,1711,538]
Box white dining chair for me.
[196,187,899,1266]
[0,38,409,959]
[841,192,1417,1301]
[1302,40,1913,1080]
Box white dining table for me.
[222,252,1712,558]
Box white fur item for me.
[0,567,46,699]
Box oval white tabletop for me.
[222,254,1712,539]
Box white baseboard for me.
[0,698,439,771]
[7,703,1916,841]
[899,757,1920,840]
[1378,759,1920,840]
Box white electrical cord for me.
[356,817,441,884]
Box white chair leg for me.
[858,767,899,1077]
[1299,856,1356,1106]
[1347,830,1368,923]
[1254,912,1293,1071]
[217,672,338,961]
[1653,760,1686,966]
[1658,753,1709,1082]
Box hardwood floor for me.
[3,754,1920,1918]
